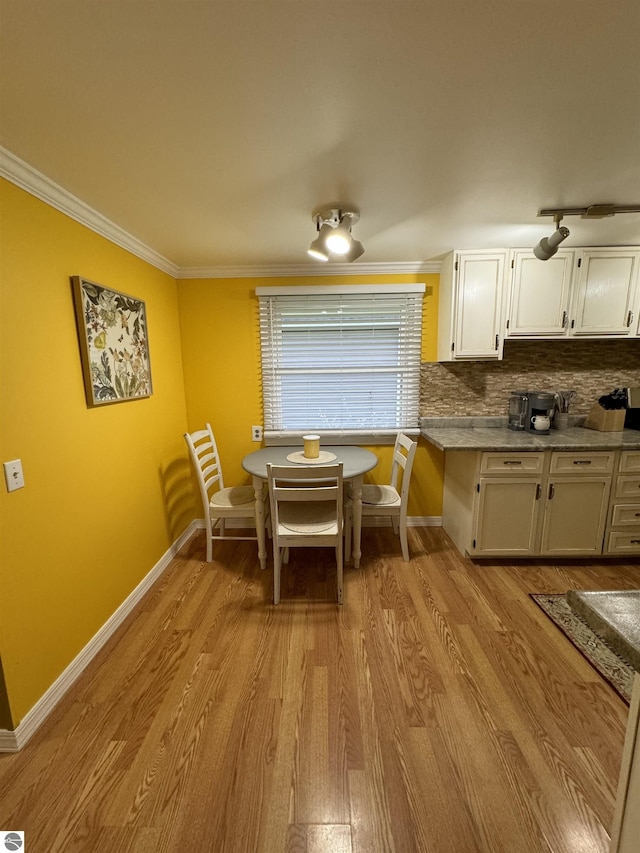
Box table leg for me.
[351,474,364,569]
[252,474,268,571]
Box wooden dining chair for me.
[267,463,344,605]
[345,432,418,561]
[184,423,261,562]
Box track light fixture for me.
[534,215,570,260]
[534,203,640,260]
[307,207,364,262]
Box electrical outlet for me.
[4,458,25,492]
[251,425,263,442]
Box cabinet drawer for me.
[550,451,615,475]
[611,503,640,526]
[619,450,640,473]
[606,531,640,555]
[480,452,544,475]
[615,475,640,499]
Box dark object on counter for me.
[599,388,628,410]
[625,386,640,430]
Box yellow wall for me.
[178,274,444,517]
[0,179,445,729]
[0,179,193,724]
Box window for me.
[257,284,424,438]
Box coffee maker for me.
[525,391,555,434]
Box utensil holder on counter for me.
[553,412,569,430]
[583,404,625,432]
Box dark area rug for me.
[530,593,634,704]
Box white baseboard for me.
[0,729,19,752]
[0,520,199,752]
[359,516,442,527]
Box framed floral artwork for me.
[72,276,153,407]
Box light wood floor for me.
[1,528,639,853]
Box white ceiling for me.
[1,0,639,272]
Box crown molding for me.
[1,147,443,280]
[177,260,442,279]
[0,147,179,277]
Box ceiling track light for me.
[307,206,364,263]
[534,203,640,260]
[538,204,640,219]
[534,214,570,260]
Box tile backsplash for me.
[420,339,640,417]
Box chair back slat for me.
[390,432,417,498]
[184,423,226,505]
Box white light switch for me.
[4,459,25,492]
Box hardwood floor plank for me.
[307,823,352,852]
[0,527,635,852]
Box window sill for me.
[264,429,420,447]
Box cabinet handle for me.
[503,460,522,465]
[495,334,499,350]
[536,483,541,500]
[627,310,634,328]
[548,483,555,499]
[572,460,592,465]
[631,539,640,544]
[562,311,568,328]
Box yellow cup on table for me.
[303,434,320,459]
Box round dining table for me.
[242,445,378,570]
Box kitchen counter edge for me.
[420,417,640,452]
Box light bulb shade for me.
[344,238,365,262]
[325,221,352,255]
[308,207,363,262]
[307,223,332,261]
[533,226,570,260]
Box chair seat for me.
[279,502,337,533]
[210,485,255,508]
[358,484,400,506]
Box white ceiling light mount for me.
[534,203,640,261]
[307,206,364,263]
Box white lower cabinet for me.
[443,449,614,558]
[474,477,541,556]
[539,477,611,556]
[604,451,640,555]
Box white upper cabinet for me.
[570,249,640,336]
[506,246,640,340]
[507,250,574,337]
[437,251,507,361]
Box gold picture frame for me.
[72,276,153,407]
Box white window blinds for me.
[257,285,424,435]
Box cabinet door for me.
[453,252,506,359]
[473,477,542,556]
[507,250,573,337]
[570,249,640,336]
[540,477,610,555]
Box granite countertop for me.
[420,416,640,452]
